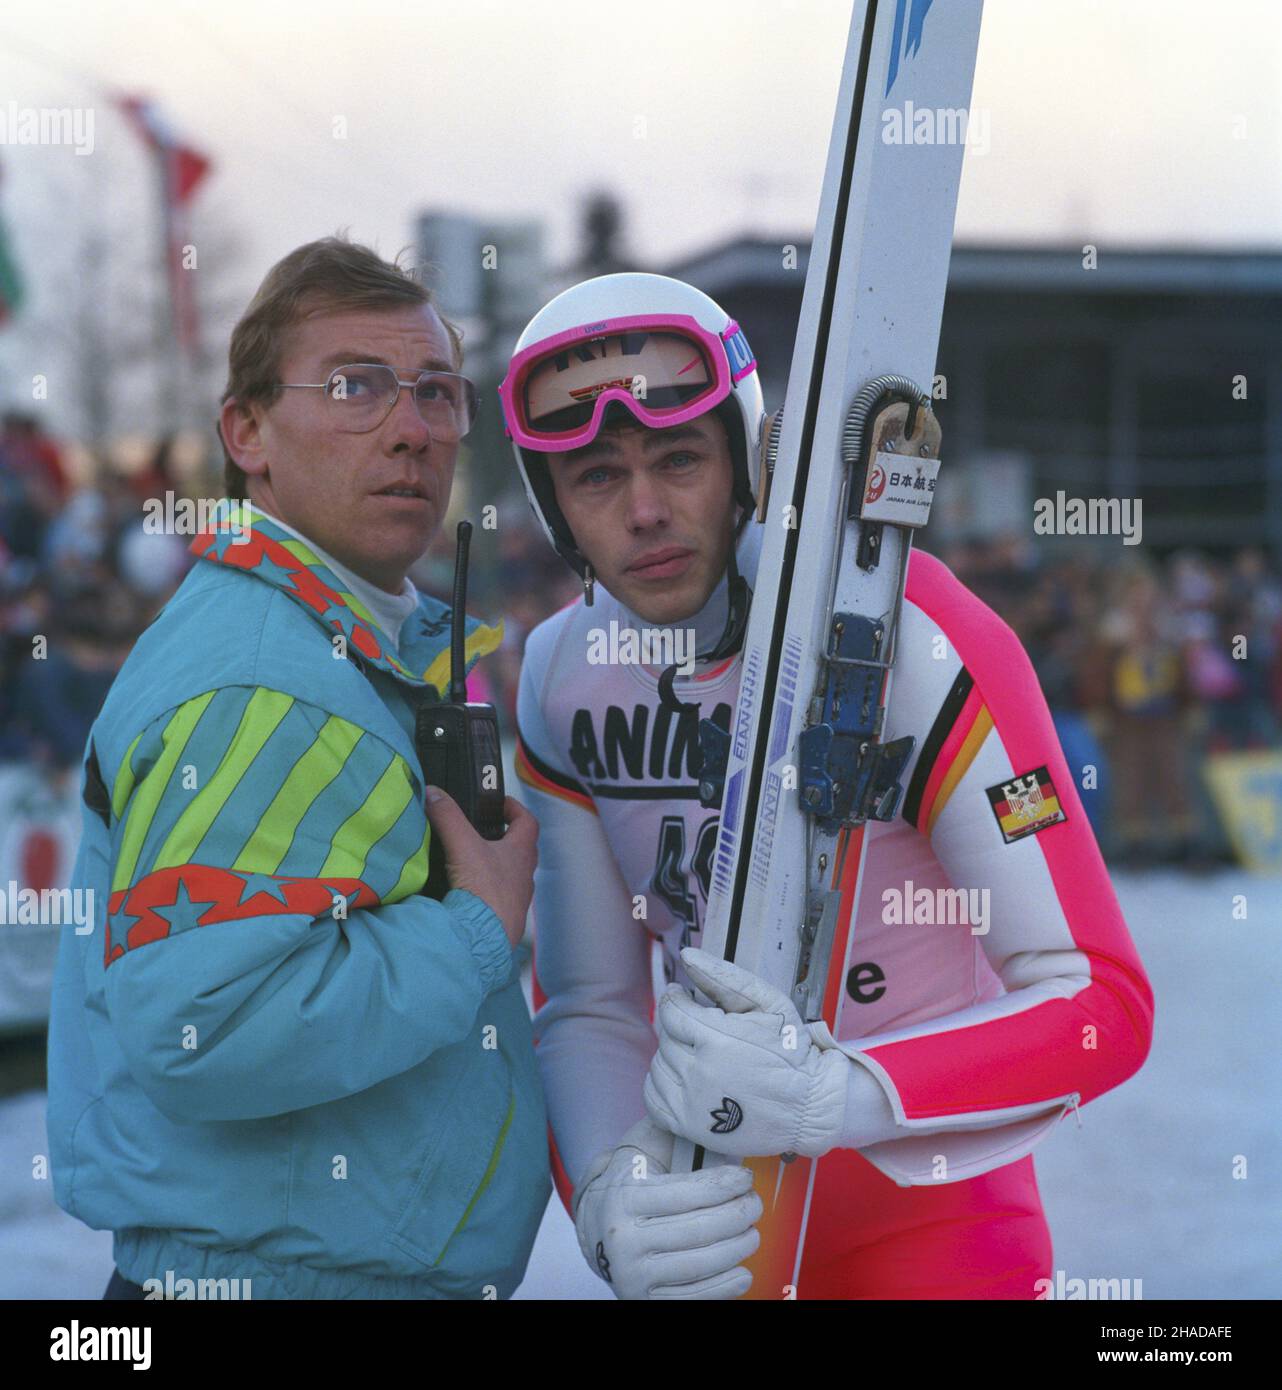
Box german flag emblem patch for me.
[986,766,1067,843]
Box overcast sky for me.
[1,0,1279,437]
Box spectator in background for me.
[1,411,68,513]
[1098,564,1197,866]
[126,435,177,505]
[37,477,116,576]
[7,574,136,771]
[113,445,194,621]
[0,572,53,761]
[0,420,55,564]
[1021,558,1113,849]
[946,531,1038,625]
[1219,548,1282,749]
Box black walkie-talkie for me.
[416,521,506,899]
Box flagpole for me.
[153,142,179,440]
[117,95,210,444]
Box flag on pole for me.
[116,95,211,356]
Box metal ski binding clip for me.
[844,381,942,572]
[798,613,915,832]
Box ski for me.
[674,0,985,1299]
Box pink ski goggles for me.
[499,313,756,453]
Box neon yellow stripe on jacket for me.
[232,714,366,875]
[386,825,431,904]
[112,692,217,892]
[111,729,145,822]
[321,757,416,880]
[153,689,295,872]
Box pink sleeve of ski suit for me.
[833,552,1155,1185]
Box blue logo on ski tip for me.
[767,638,802,763]
[885,0,934,96]
[714,770,743,896]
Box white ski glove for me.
[643,947,850,1159]
[573,1115,763,1300]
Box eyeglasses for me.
[279,363,479,439]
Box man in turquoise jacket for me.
[46,237,549,1299]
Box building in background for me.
[666,239,1282,558]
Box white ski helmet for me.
[498,272,766,582]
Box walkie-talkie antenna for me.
[449,521,471,705]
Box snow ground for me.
[0,867,1276,1300]
[1031,868,1282,1300]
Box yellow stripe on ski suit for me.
[925,705,994,837]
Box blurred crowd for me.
[944,534,1282,867]
[0,419,189,776]
[3,421,1280,869]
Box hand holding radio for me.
[414,520,537,948]
[424,787,538,949]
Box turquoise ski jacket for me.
[46,503,549,1298]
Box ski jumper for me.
[515,533,1154,1300]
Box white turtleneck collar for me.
[251,506,421,649]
